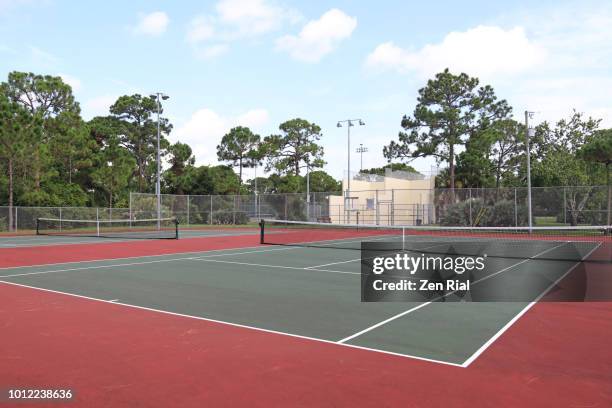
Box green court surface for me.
[0,234,598,367]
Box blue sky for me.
[1,0,611,181]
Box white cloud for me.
[194,44,229,59]
[173,108,270,165]
[236,109,269,128]
[187,15,215,44]
[506,76,612,128]
[81,95,117,120]
[29,45,58,66]
[133,11,169,36]
[215,0,299,36]
[58,73,81,92]
[276,9,357,62]
[185,0,301,58]
[366,25,545,79]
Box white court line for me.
[0,236,385,278]
[0,279,463,367]
[189,258,359,275]
[337,242,570,344]
[0,231,396,271]
[460,242,602,367]
[304,258,362,269]
[0,231,256,247]
[0,237,129,246]
[304,242,452,269]
[0,246,304,278]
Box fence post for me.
[284,194,288,220]
[186,195,190,226]
[563,187,567,224]
[14,206,18,233]
[210,195,213,224]
[375,190,379,225]
[59,207,62,231]
[233,196,236,225]
[391,189,395,225]
[514,188,518,227]
[469,188,473,226]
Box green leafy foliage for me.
[261,118,325,175]
[384,69,511,189]
[217,126,261,184]
[360,163,419,176]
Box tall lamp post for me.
[306,160,311,221]
[356,143,368,171]
[150,92,169,228]
[337,119,365,223]
[524,110,535,232]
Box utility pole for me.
[525,110,535,232]
[150,92,169,228]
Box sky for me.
[1,0,611,182]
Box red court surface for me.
[1,237,611,407]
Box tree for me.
[48,111,96,186]
[262,118,325,176]
[454,133,496,188]
[384,69,511,190]
[109,94,172,192]
[0,92,42,230]
[307,171,341,192]
[485,119,524,188]
[217,126,260,185]
[91,136,136,208]
[360,163,419,176]
[1,72,80,192]
[164,142,195,194]
[530,113,605,225]
[579,129,612,225]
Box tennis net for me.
[36,217,179,239]
[260,219,611,263]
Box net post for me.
[259,219,265,244]
[36,217,40,235]
[96,220,100,237]
[175,217,179,239]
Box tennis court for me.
[2,221,608,367]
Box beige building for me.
[328,169,435,226]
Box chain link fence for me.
[0,206,131,233]
[434,186,610,227]
[1,186,608,233]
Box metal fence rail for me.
[0,206,131,233]
[1,186,608,233]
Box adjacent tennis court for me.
[2,222,608,366]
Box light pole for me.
[306,160,310,221]
[337,119,365,223]
[356,143,368,171]
[150,92,169,228]
[524,110,535,232]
